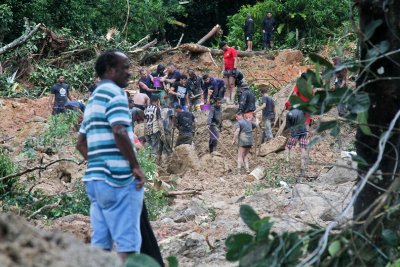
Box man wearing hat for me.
[237,80,256,120]
[220,41,238,104]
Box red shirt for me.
[223,47,237,70]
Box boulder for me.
[318,158,357,185]
[258,136,287,157]
[167,144,200,174]
[179,232,208,258]
[222,105,238,121]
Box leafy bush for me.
[0,148,17,200]
[226,0,351,52]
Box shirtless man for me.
[132,90,150,111]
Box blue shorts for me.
[84,179,144,253]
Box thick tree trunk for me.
[354,0,400,220]
[197,24,222,45]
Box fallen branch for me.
[0,158,82,182]
[0,23,42,55]
[130,35,150,50]
[129,39,157,54]
[197,24,222,45]
[28,199,61,220]
[163,190,200,197]
[175,33,184,48]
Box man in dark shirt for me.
[202,74,225,104]
[262,12,276,50]
[238,81,256,119]
[244,14,255,51]
[138,68,156,98]
[49,75,72,115]
[170,75,189,111]
[174,105,196,146]
[207,98,222,153]
[255,88,275,142]
[285,104,308,180]
[186,69,204,111]
[161,63,181,86]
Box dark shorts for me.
[241,145,252,149]
[223,70,235,78]
[133,104,146,111]
[286,134,308,149]
[245,34,253,41]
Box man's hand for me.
[133,167,146,189]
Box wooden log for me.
[197,24,222,45]
[163,190,200,197]
[128,39,157,54]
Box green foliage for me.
[0,4,13,43]
[125,254,179,267]
[0,148,17,200]
[226,0,351,52]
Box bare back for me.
[132,92,150,106]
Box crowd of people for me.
[50,43,349,264]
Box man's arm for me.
[255,102,266,113]
[48,93,54,109]
[233,57,238,69]
[76,133,88,159]
[139,81,155,92]
[144,95,150,106]
[207,107,214,125]
[112,124,145,189]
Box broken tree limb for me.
[0,23,42,55]
[197,24,222,45]
[130,35,150,50]
[28,199,61,220]
[129,39,157,54]
[0,158,82,182]
[179,43,277,59]
[163,190,201,197]
[175,33,184,48]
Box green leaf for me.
[351,154,368,167]
[382,229,398,247]
[364,19,383,41]
[357,111,372,136]
[328,240,341,256]
[349,92,370,113]
[296,76,313,100]
[125,254,161,267]
[309,53,334,69]
[316,120,337,133]
[240,205,261,231]
[366,40,390,60]
[167,256,179,267]
[225,233,254,261]
[255,217,273,239]
[330,123,340,137]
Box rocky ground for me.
[0,49,358,266]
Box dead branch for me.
[129,39,158,54]
[163,190,201,197]
[197,24,222,45]
[0,158,83,182]
[130,35,150,50]
[0,24,42,55]
[175,33,184,48]
[28,199,61,220]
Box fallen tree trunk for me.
[129,39,157,54]
[0,23,42,55]
[197,24,221,45]
[179,43,276,59]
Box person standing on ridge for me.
[244,14,255,51]
[220,41,238,104]
[49,75,72,115]
[262,12,276,50]
[76,50,145,262]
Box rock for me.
[0,213,121,267]
[275,50,303,65]
[258,136,287,156]
[222,105,238,121]
[29,116,47,123]
[320,208,337,222]
[179,232,208,258]
[167,144,200,174]
[318,158,357,184]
